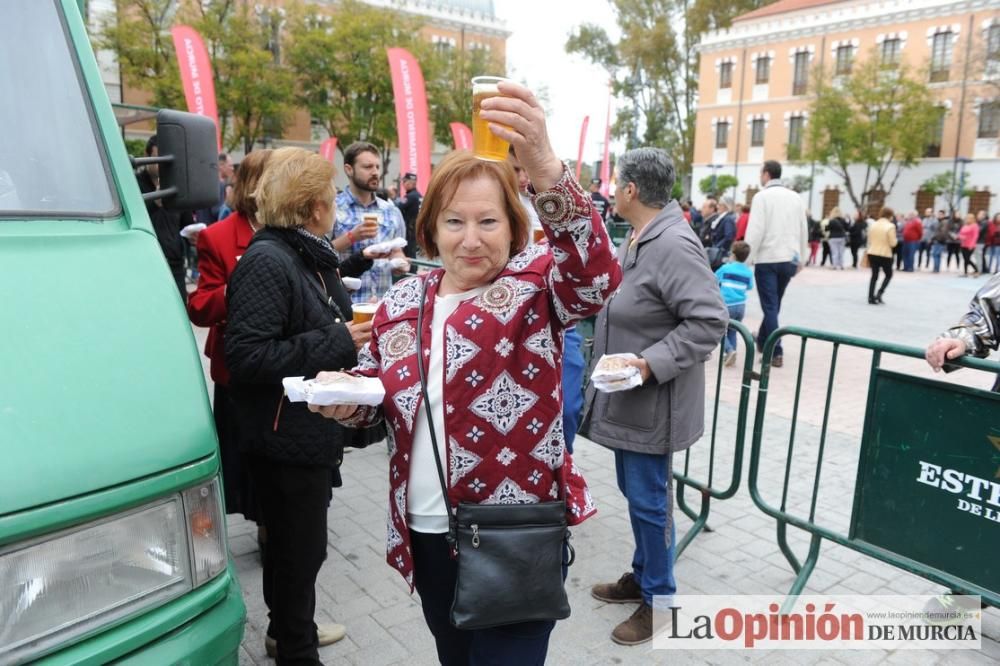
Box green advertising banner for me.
[851,370,1000,593]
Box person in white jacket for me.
[743,160,809,367]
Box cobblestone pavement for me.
[191,263,1000,665]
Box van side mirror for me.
[133,110,219,211]
[156,110,219,211]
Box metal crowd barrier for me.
[674,321,755,557]
[748,326,1000,607]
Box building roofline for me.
[698,0,992,53]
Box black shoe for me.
[771,356,784,368]
[868,297,877,305]
[875,295,885,304]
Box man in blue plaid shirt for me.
[332,141,409,303]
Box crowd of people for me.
[131,81,999,664]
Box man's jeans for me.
[614,449,677,605]
[561,327,585,454]
[754,261,798,357]
[903,241,920,271]
[931,242,944,272]
[724,303,745,353]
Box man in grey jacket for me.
[582,148,729,645]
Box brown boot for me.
[611,603,653,645]
[591,572,642,604]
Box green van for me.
[0,1,246,663]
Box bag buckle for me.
[471,524,480,548]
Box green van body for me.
[0,1,246,663]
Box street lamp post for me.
[954,156,972,216]
[707,163,722,197]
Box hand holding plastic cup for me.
[472,76,512,162]
[352,303,378,324]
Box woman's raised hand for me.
[479,81,563,192]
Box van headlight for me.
[0,478,227,664]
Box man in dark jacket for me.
[397,172,422,258]
[137,135,191,303]
[590,178,611,223]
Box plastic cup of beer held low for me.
[361,212,379,236]
[352,303,377,325]
[471,76,511,162]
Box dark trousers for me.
[410,530,556,666]
[849,240,863,268]
[947,243,961,269]
[962,247,978,274]
[918,240,931,268]
[893,243,903,269]
[249,457,331,666]
[820,241,831,266]
[868,255,893,300]
[215,384,258,522]
[169,262,187,303]
[755,261,798,357]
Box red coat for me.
[342,168,622,589]
[187,212,255,386]
[903,218,924,243]
[735,212,750,241]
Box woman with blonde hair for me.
[958,213,981,277]
[225,147,385,664]
[867,206,898,304]
[826,206,848,269]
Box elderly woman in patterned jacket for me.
[311,81,622,665]
[926,272,1000,391]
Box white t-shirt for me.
[407,285,488,533]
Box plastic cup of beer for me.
[352,303,377,324]
[361,212,379,235]
[472,76,511,162]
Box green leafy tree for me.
[806,50,942,212]
[96,1,294,153]
[698,173,738,197]
[94,0,184,109]
[285,1,431,173]
[425,45,504,147]
[566,0,776,181]
[194,3,295,153]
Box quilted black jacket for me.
[225,227,367,471]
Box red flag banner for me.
[450,122,473,151]
[600,91,611,198]
[170,25,220,149]
[575,116,590,182]
[387,48,432,195]
[320,137,338,164]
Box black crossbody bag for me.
[414,278,575,630]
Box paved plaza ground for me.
[191,261,1000,665]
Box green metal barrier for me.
[673,321,755,557]
[748,326,1000,606]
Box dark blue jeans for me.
[562,327,585,454]
[724,303,746,353]
[615,449,677,605]
[903,241,920,271]
[931,242,944,272]
[410,530,556,666]
[754,261,798,357]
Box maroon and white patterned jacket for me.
[343,166,622,589]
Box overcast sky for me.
[494,0,624,167]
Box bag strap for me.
[414,277,458,545]
[254,237,347,322]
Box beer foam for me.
[473,82,500,95]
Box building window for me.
[915,189,936,213]
[835,45,853,75]
[822,188,840,217]
[745,187,759,205]
[989,25,1000,60]
[930,32,953,82]
[969,189,992,215]
[755,57,770,84]
[979,101,1000,138]
[925,109,945,157]
[881,38,901,67]
[792,52,809,95]
[787,116,804,160]
[720,62,733,89]
[751,119,766,147]
[715,122,729,149]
